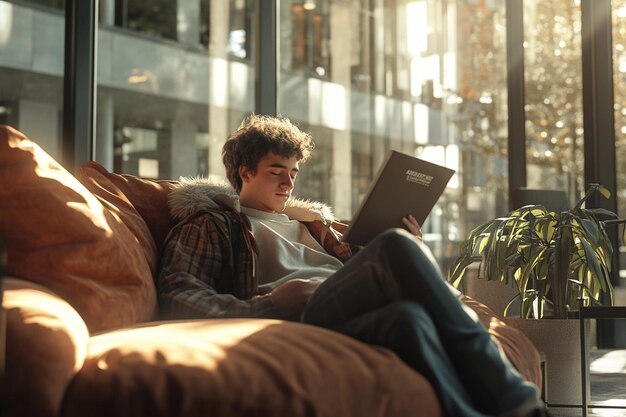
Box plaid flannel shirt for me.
[157,206,355,320]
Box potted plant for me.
[447,184,623,405]
[449,183,619,319]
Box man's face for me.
[239,152,300,213]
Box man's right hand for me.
[270,279,321,317]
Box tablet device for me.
[342,150,455,246]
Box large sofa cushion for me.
[78,161,177,252]
[0,125,157,332]
[61,319,441,417]
[2,277,89,417]
[77,161,159,274]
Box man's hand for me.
[270,279,321,317]
[402,214,423,239]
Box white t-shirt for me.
[241,206,461,299]
[241,207,343,291]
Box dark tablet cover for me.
[342,150,455,246]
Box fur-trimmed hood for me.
[168,177,337,223]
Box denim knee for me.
[375,228,416,247]
[371,228,418,259]
[384,301,434,335]
[371,228,442,276]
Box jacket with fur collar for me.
[169,177,338,224]
[157,177,353,321]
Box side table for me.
[579,302,626,417]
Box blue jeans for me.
[301,229,539,417]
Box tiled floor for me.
[548,349,626,417]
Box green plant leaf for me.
[578,238,608,292]
[598,185,611,199]
[588,208,618,219]
[445,183,616,319]
[520,291,538,319]
[504,293,522,317]
[552,221,573,319]
[449,257,479,287]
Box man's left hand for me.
[402,214,423,239]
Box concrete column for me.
[371,129,387,169]
[170,113,198,179]
[99,0,115,26]
[95,92,114,171]
[329,2,352,220]
[177,0,201,45]
[279,0,293,71]
[331,134,352,220]
[210,0,229,53]
[17,99,60,161]
[206,0,230,181]
[207,122,228,181]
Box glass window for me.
[125,0,177,41]
[95,0,255,181]
[523,0,584,203]
[0,0,64,160]
[285,0,330,78]
[10,0,64,9]
[616,2,626,208]
[613,0,626,280]
[278,0,509,269]
[226,0,253,59]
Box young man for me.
[158,115,549,417]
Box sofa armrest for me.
[1,277,89,417]
[462,295,543,389]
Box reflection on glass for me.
[126,0,177,41]
[95,0,255,181]
[523,0,584,202]
[278,0,508,269]
[0,0,64,160]
[613,0,626,278]
[14,0,64,9]
[614,0,626,217]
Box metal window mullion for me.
[506,0,526,209]
[255,0,277,116]
[62,0,97,172]
[581,0,617,208]
[581,0,618,282]
[581,0,622,348]
[114,0,127,28]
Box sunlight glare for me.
[5,283,89,372]
[88,320,277,371]
[0,2,12,45]
[407,2,429,55]
[590,349,626,373]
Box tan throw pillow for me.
[78,161,177,252]
[0,125,157,332]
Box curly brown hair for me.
[222,114,314,192]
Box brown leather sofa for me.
[0,125,541,417]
